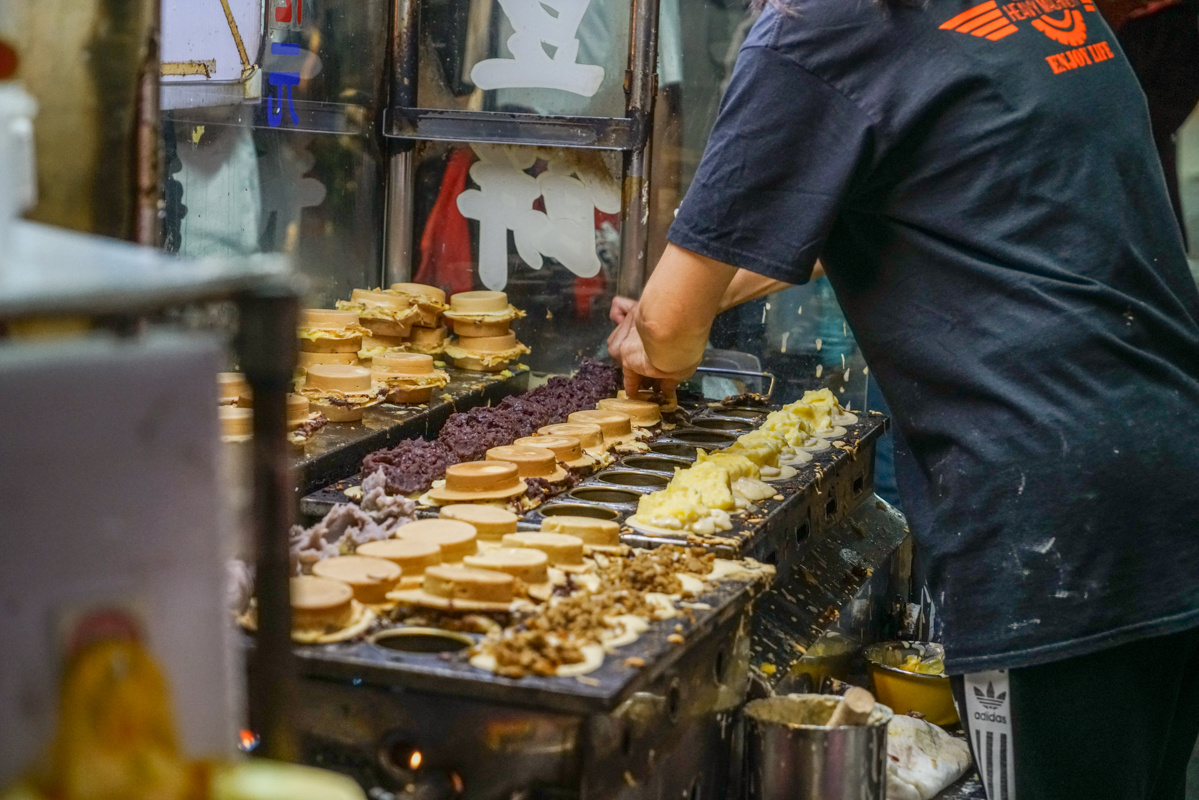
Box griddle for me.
[285,570,767,715]
[531,407,889,577]
[300,390,887,577]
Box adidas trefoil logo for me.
[974,682,1007,709]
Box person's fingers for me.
[659,379,680,403]
[607,328,625,360]
[609,299,625,324]
[607,314,635,358]
[623,368,643,399]
[609,296,637,324]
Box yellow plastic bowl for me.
[863,641,959,727]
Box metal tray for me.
[282,570,766,715]
[296,400,701,519]
[530,408,888,576]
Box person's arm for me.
[609,261,823,324]
[719,270,792,312]
[610,244,736,394]
[637,244,737,373]
[717,261,824,312]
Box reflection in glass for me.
[413,141,622,373]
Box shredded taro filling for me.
[289,470,418,573]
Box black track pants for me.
[951,625,1199,800]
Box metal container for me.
[566,486,642,508]
[863,641,958,727]
[745,694,892,800]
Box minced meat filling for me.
[524,473,581,503]
[482,546,718,677]
[491,631,586,677]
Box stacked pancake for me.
[371,352,449,405]
[386,516,530,609]
[297,310,370,373]
[327,284,448,363]
[388,283,450,356]
[443,291,529,372]
[514,434,595,470]
[218,390,328,448]
[538,422,612,466]
[218,372,248,406]
[284,575,377,644]
[486,445,569,484]
[568,409,645,453]
[295,364,389,422]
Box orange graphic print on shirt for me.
[940,0,1118,75]
[1031,9,1088,45]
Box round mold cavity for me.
[622,456,687,474]
[595,470,670,489]
[669,429,737,448]
[539,503,621,521]
[691,417,755,433]
[649,443,700,461]
[567,487,642,506]
[371,627,474,654]
[713,407,769,420]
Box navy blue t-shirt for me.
[670,0,1199,673]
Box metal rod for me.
[618,0,661,299]
[384,152,415,285]
[382,0,420,286]
[694,367,777,399]
[237,287,300,761]
[385,108,644,150]
[135,0,162,247]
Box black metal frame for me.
[384,108,648,150]
[383,0,659,151]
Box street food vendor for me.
[608,0,1199,796]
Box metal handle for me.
[692,366,776,401]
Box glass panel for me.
[161,0,389,304]
[417,0,632,118]
[1178,107,1199,267]
[412,140,623,372]
[259,0,390,128]
[162,0,389,131]
[163,121,385,303]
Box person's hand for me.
[615,318,693,400]
[607,299,638,361]
[610,296,637,325]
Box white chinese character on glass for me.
[470,0,605,97]
[456,146,621,291]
